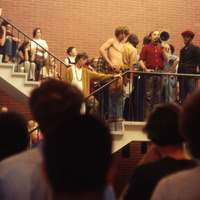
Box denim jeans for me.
[144,70,163,118]
[109,91,123,119]
[179,77,196,103]
[163,76,176,102]
[0,46,3,54]
[4,38,19,58]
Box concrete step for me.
[0,62,40,107]
[111,121,148,153]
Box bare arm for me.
[24,49,29,61]
[37,46,48,53]
[18,51,25,61]
[99,38,116,69]
[129,64,135,86]
[0,26,6,46]
[169,59,179,73]
[11,36,20,43]
[161,43,169,63]
[139,60,154,72]
[31,48,36,62]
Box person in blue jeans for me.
[162,44,179,102]
[1,20,20,63]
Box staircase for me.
[0,62,148,153]
[0,62,40,107]
[109,121,148,153]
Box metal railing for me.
[1,16,200,132]
[0,15,67,81]
[85,70,200,131]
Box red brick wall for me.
[113,142,150,198]
[0,0,199,197]
[0,89,32,120]
[1,0,200,61]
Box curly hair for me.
[115,25,130,37]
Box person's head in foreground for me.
[29,79,84,135]
[143,103,183,146]
[179,90,200,159]
[42,114,113,200]
[0,111,29,161]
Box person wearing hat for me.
[177,30,200,103]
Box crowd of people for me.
[1,19,200,121]
[0,79,200,200]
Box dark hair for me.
[115,25,130,37]
[1,19,10,27]
[143,35,151,45]
[85,59,91,66]
[44,115,112,195]
[180,91,200,158]
[75,52,88,64]
[0,111,29,161]
[149,30,159,37]
[143,103,183,146]
[29,79,84,135]
[18,41,30,55]
[33,28,42,38]
[169,44,175,54]
[91,57,98,67]
[126,34,139,48]
[66,46,75,55]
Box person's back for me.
[43,115,114,200]
[0,79,84,200]
[151,90,200,200]
[122,103,197,200]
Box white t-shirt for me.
[64,56,76,65]
[30,39,48,58]
[71,65,83,91]
[71,65,85,113]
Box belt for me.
[147,67,164,71]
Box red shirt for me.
[139,43,164,68]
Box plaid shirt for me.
[96,56,109,74]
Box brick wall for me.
[1,0,200,61]
[0,89,32,120]
[0,0,200,197]
[112,141,151,198]
[1,0,200,114]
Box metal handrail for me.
[0,15,67,67]
[85,70,200,100]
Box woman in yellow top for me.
[64,52,121,97]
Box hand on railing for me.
[113,74,122,79]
